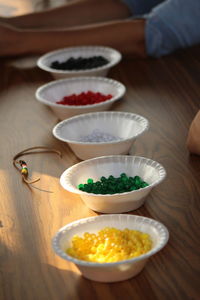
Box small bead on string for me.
[13,146,62,185]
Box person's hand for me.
[187,110,200,155]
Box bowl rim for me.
[35,76,126,109]
[52,111,149,145]
[37,45,122,74]
[60,155,167,196]
[52,214,169,267]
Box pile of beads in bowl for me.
[56,91,113,106]
[78,129,121,143]
[50,55,109,70]
[66,227,152,263]
[78,173,149,194]
[37,46,122,79]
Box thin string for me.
[13,146,62,184]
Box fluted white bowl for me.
[52,214,169,282]
[60,155,166,213]
[36,77,126,120]
[53,111,149,160]
[37,46,122,79]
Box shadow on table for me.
[38,262,159,300]
[1,56,53,88]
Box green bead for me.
[96,181,101,186]
[87,178,93,184]
[120,173,126,177]
[125,184,130,190]
[134,176,141,186]
[93,189,99,194]
[130,186,136,191]
[122,177,128,183]
[141,182,149,188]
[100,176,106,182]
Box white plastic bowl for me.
[37,46,122,79]
[60,155,166,213]
[36,77,126,120]
[53,111,149,160]
[52,214,169,282]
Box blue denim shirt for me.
[122,0,200,57]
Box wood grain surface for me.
[0,46,200,300]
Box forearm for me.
[24,19,146,57]
[187,111,200,155]
[3,0,131,29]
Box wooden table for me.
[0,46,200,300]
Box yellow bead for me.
[21,168,28,175]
